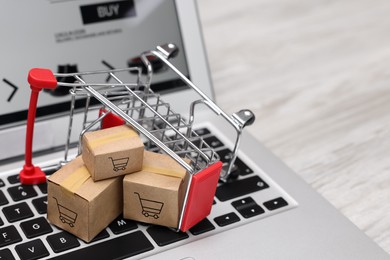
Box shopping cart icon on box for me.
[20,43,255,231]
[134,192,164,219]
[109,157,129,171]
[53,197,78,228]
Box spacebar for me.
[48,231,154,260]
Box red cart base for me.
[20,165,46,185]
[180,161,222,231]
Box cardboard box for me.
[47,156,123,242]
[82,125,144,181]
[142,151,191,178]
[123,151,190,228]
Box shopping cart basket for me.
[19,43,255,231]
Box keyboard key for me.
[215,176,269,202]
[15,239,49,260]
[0,190,9,206]
[231,196,256,209]
[218,149,237,162]
[89,229,110,243]
[0,178,5,187]
[189,218,215,235]
[32,197,48,214]
[194,128,210,136]
[3,202,34,222]
[7,185,37,201]
[214,212,240,227]
[48,231,153,259]
[222,163,247,181]
[203,136,224,149]
[232,197,265,218]
[217,149,253,176]
[7,174,20,184]
[47,232,80,253]
[0,248,15,260]
[147,226,189,246]
[263,197,288,211]
[108,216,138,234]
[239,205,265,218]
[37,183,47,194]
[43,168,57,176]
[20,217,53,238]
[0,226,22,247]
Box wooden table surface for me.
[197,0,390,254]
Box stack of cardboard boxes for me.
[47,125,189,242]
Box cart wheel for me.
[60,217,66,223]
[142,211,149,217]
[113,168,118,172]
[69,223,74,227]
[153,215,159,219]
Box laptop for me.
[0,0,388,259]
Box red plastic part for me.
[28,68,57,90]
[180,161,223,231]
[20,165,47,185]
[20,68,57,185]
[99,108,125,129]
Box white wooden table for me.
[197,0,390,254]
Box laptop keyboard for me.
[0,127,296,259]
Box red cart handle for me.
[19,68,57,185]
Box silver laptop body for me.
[0,0,388,259]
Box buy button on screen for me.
[80,0,136,25]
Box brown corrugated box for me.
[123,151,190,228]
[82,125,144,181]
[47,156,123,242]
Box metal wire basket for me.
[20,43,255,231]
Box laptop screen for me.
[0,0,189,128]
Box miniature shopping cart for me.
[53,197,78,227]
[134,192,164,219]
[19,43,255,231]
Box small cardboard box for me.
[82,125,144,181]
[47,156,123,242]
[123,151,190,228]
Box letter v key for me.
[15,240,49,259]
